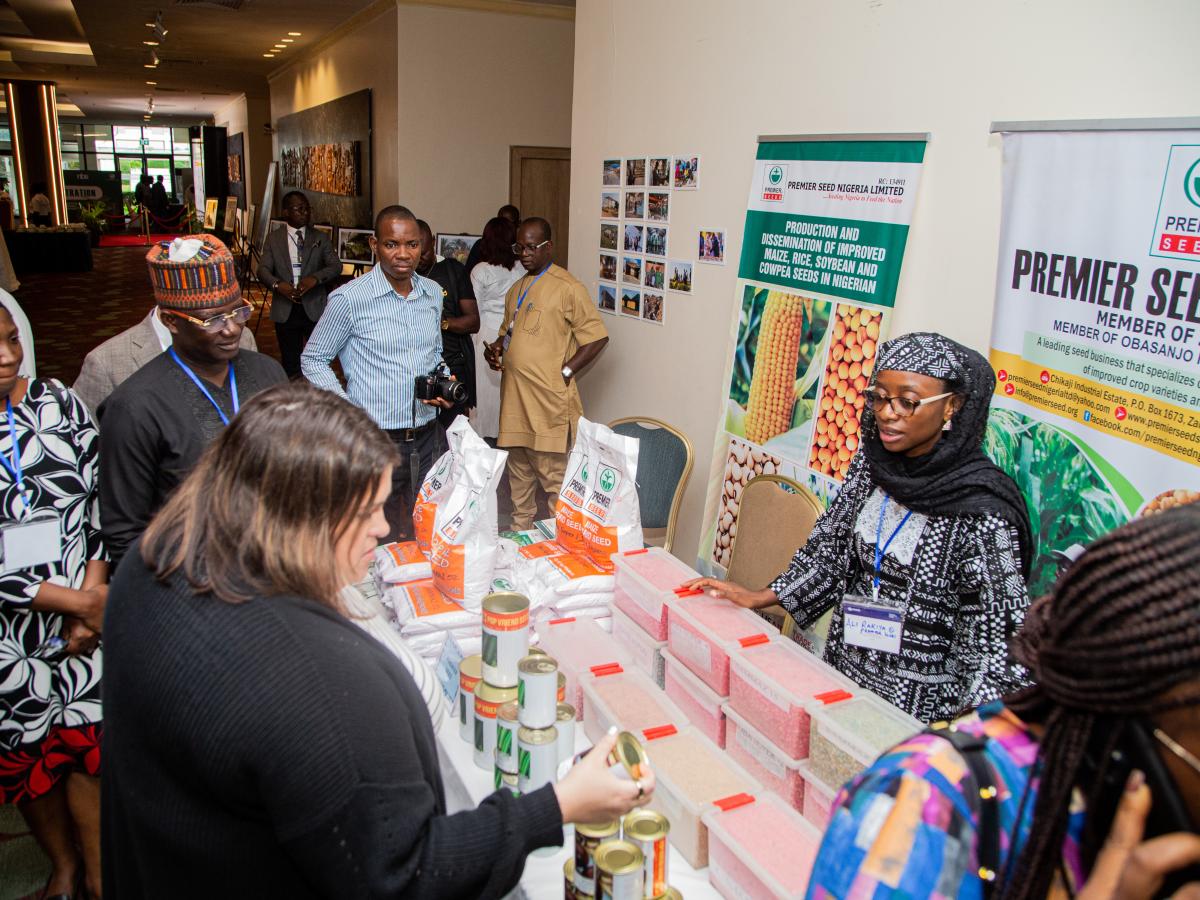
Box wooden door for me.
[510,145,571,269]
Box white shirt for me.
[286,225,305,286]
[149,307,172,352]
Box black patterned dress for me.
[771,451,1031,723]
[0,380,105,802]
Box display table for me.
[5,228,93,274]
[435,716,719,900]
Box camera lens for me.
[444,380,467,403]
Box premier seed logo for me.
[1186,157,1200,208]
[599,468,616,492]
[1150,145,1200,260]
[762,163,786,202]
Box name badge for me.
[842,594,903,655]
[1,513,62,573]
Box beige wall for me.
[267,4,401,211]
[392,4,574,234]
[213,93,272,213]
[568,0,1198,564]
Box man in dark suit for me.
[256,191,341,377]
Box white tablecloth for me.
[435,715,720,900]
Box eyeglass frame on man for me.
[162,302,253,333]
[512,239,551,255]
[864,389,956,419]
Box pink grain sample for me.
[663,651,726,746]
[798,762,836,830]
[729,639,851,759]
[666,595,776,695]
[706,796,822,899]
[583,670,686,743]
[724,707,804,811]
[535,616,623,720]
[612,548,699,640]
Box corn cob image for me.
[744,291,808,444]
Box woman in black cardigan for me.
[100,381,652,899]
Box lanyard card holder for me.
[1,511,62,574]
[841,594,904,655]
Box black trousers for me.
[273,303,317,379]
[383,420,447,543]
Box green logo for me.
[600,468,616,492]
[497,725,512,754]
[581,463,589,481]
[474,719,484,752]
[481,632,497,666]
[519,748,531,778]
[518,680,526,707]
[768,165,784,186]
[1186,158,1200,208]
[494,768,503,790]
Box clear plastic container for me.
[611,604,667,687]
[643,726,761,869]
[534,616,623,720]
[796,760,838,830]
[703,793,824,899]
[722,704,805,812]
[580,665,690,744]
[664,593,779,696]
[728,638,854,759]
[662,649,727,747]
[611,547,700,640]
[807,696,920,789]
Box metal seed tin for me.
[623,810,670,897]
[493,760,519,796]
[517,725,558,793]
[527,646,548,657]
[611,731,649,781]
[481,592,530,688]
[559,671,566,702]
[563,858,577,899]
[458,654,482,743]
[651,889,681,900]
[574,819,619,896]
[518,655,559,729]
[594,839,645,900]
[495,701,520,773]
[473,681,518,771]
[556,702,576,763]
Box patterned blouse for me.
[806,701,1085,899]
[771,452,1030,723]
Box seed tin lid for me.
[497,701,519,723]
[459,655,482,681]
[623,808,670,841]
[475,681,519,704]
[594,839,644,876]
[576,818,619,838]
[614,731,650,779]
[518,725,558,745]
[557,703,576,722]
[652,889,682,900]
[482,591,529,616]
[519,655,559,676]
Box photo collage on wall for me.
[597,154,703,326]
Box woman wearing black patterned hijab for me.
[690,331,1033,723]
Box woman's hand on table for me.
[682,577,778,610]
[1077,770,1200,900]
[554,729,655,824]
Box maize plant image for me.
[726,286,830,453]
[807,303,883,481]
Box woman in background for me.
[806,505,1200,900]
[0,305,106,900]
[690,332,1032,723]
[469,217,523,442]
[102,382,652,898]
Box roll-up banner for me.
[986,123,1200,596]
[697,136,928,591]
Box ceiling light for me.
[145,80,156,85]
[281,38,294,43]
[273,44,285,48]
[143,40,159,46]
[263,53,275,58]
[288,32,301,36]
[144,49,159,68]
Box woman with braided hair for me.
[805,505,1200,900]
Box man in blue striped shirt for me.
[302,205,453,540]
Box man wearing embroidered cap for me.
[98,235,286,569]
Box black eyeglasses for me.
[512,240,550,255]
[864,389,954,418]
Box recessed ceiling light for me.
[273,44,285,48]
[145,21,154,27]
[143,62,157,68]
[288,32,301,36]
[263,52,275,58]
[145,80,157,85]
[143,40,159,46]
[281,38,294,43]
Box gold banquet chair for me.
[725,474,824,642]
[608,416,693,554]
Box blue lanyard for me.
[873,493,913,598]
[0,398,30,513]
[169,348,238,426]
[514,265,549,316]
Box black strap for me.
[929,723,1002,897]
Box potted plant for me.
[79,200,107,247]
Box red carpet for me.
[99,232,188,248]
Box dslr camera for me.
[414,366,467,404]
